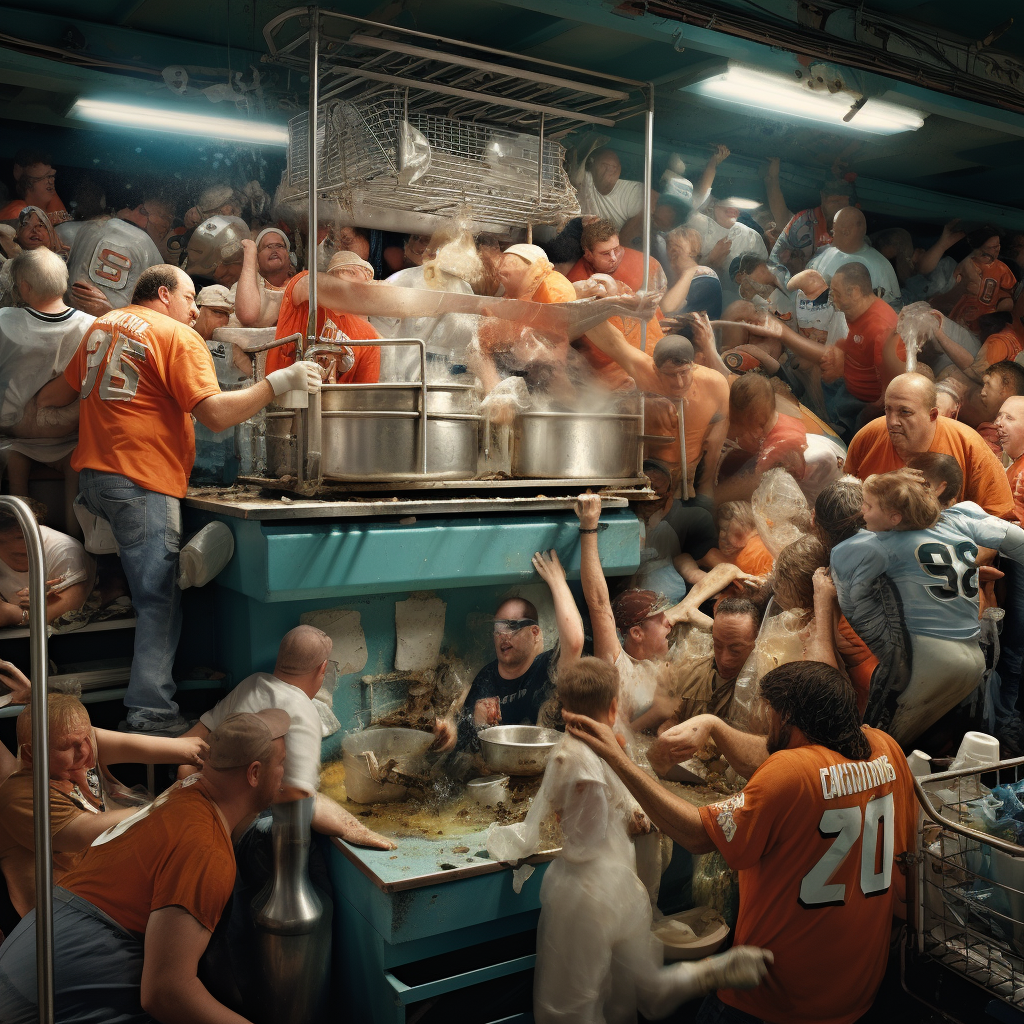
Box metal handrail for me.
[0,497,52,1022]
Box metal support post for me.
[640,86,654,353]
[0,497,53,1022]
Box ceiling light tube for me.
[686,67,925,136]
[68,98,290,147]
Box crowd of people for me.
[0,136,1022,1022]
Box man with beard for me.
[845,373,1013,518]
[563,660,916,1024]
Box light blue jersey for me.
[831,502,1024,642]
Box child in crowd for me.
[487,658,771,1024]
[714,501,774,576]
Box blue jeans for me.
[694,994,773,1024]
[78,469,181,725]
[0,888,153,1024]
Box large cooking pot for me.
[265,383,480,481]
[341,726,434,804]
[322,382,479,480]
[512,406,641,480]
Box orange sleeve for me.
[1000,264,1017,290]
[981,335,1014,365]
[166,328,221,413]
[349,344,381,383]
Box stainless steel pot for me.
[512,407,641,480]
[320,382,480,480]
[477,725,561,776]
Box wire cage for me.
[286,90,580,229]
[911,758,1024,1011]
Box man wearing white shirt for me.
[808,207,902,309]
[688,197,768,307]
[571,147,647,231]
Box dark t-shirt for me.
[459,649,555,750]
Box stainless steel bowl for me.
[477,725,561,776]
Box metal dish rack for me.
[911,759,1024,1014]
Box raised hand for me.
[575,493,602,531]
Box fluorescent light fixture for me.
[686,67,925,136]
[721,196,762,210]
[68,98,289,147]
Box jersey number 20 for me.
[799,793,894,908]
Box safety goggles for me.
[492,618,537,636]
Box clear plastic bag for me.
[751,468,811,557]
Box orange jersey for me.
[837,299,905,403]
[530,269,577,304]
[700,727,916,1024]
[642,365,729,490]
[268,271,381,381]
[949,259,1016,332]
[64,305,220,498]
[567,250,666,388]
[836,615,877,717]
[734,533,774,576]
[979,322,1024,366]
[60,778,234,936]
[0,194,69,225]
[1008,453,1024,528]
[845,415,1014,519]
[758,412,807,479]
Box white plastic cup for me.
[950,730,1002,771]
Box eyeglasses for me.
[492,618,537,636]
[24,172,56,187]
[259,242,288,253]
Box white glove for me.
[266,360,322,396]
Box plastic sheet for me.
[751,468,811,557]
[896,301,939,372]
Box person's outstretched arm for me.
[95,728,208,769]
[916,220,964,278]
[805,568,839,669]
[233,239,263,326]
[562,710,715,851]
[575,494,622,664]
[646,713,768,781]
[532,550,584,670]
[761,158,793,230]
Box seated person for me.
[0,498,94,627]
[0,692,206,915]
[661,226,722,320]
[181,625,393,850]
[442,549,585,750]
[487,657,771,1024]
[633,596,762,738]
[267,250,381,381]
[234,228,295,328]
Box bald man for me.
[808,208,902,309]
[182,625,394,849]
[846,373,1014,518]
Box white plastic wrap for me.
[751,468,811,557]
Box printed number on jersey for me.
[916,541,979,602]
[799,793,894,908]
[81,327,145,403]
[89,244,133,291]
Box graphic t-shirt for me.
[699,727,916,1024]
[64,304,221,497]
[461,649,556,748]
[64,218,162,309]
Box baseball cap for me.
[502,243,548,265]
[196,284,235,312]
[327,249,375,277]
[207,709,291,770]
[612,589,671,633]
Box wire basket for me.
[286,91,580,229]
[912,758,1024,1010]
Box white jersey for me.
[831,502,1024,642]
[809,243,902,309]
[687,212,768,306]
[0,306,94,428]
[575,172,645,230]
[65,218,162,309]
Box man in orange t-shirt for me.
[563,660,916,1024]
[267,249,381,381]
[565,219,665,388]
[0,710,289,1024]
[0,152,70,226]
[845,373,1014,519]
[37,265,322,733]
